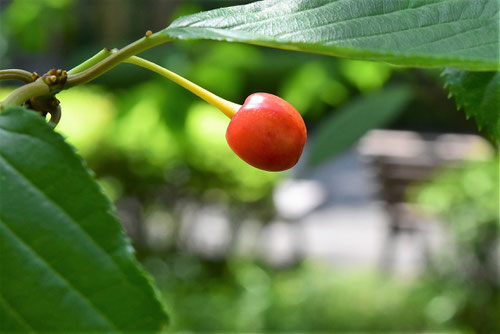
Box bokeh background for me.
[1,0,498,333]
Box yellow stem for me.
[124,56,240,119]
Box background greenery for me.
[1,0,498,333]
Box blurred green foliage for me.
[143,256,469,332]
[413,159,499,234]
[410,159,500,333]
[340,59,393,92]
[1,0,74,53]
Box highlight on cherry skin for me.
[226,93,307,172]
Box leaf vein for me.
[0,216,121,333]
[407,22,497,52]
[232,0,339,30]
[292,16,494,44]
[270,0,487,39]
[444,41,500,54]
[0,128,123,269]
[0,293,37,333]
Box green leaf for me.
[0,107,168,332]
[164,0,500,71]
[309,86,412,166]
[442,68,500,141]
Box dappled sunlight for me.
[108,97,178,167]
[281,62,348,115]
[341,59,393,92]
[56,86,116,156]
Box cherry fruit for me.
[124,57,307,171]
[226,93,307,171]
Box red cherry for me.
[226,93,307,172]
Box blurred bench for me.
[357,130,493,273]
